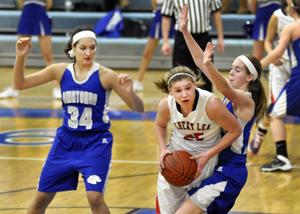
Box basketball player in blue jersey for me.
[13,26,144,213]
[249,0,295,156]
[133,0,174,92]
[0,0,62,99]
[154,66,242,213]
[179,5,267,213]
[259,0,300,172]
[248,0,282,60]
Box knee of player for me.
[86,191,105,206]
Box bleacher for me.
[0,0,255,70]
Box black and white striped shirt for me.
[161,0,222,34]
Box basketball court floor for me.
[0,67,300,214]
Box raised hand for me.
[203,42,215,65]
[161,42,172,56]
[117,73,134,93]
[179,5,189,33]
[16,37,32,57]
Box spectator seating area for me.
[0,1,255,70]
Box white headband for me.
[68,30,97,58]
[237,55,258,81]
[167,73,195,85]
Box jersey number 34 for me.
[67,106,93,130]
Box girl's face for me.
[170,78,196,108]
[229,58,254,89]
[74,38,97,65]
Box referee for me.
[161,0,224,92]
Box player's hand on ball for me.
[191,152,210,178]
[159,149,172,170]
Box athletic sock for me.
[276,140,288,158]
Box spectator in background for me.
[0,0,61,99]
[247,0,282,60]
[102,0,130,11]
[221,0,249,14]
[133,0,174,92]
[161,0,224,92]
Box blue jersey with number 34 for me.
[60,63,111,133]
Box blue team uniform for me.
[252,0,281,41]
[269,38,300,117]
[189,99,255,213]
[38,63,113,193]
[148,9,174,39]
[17,0,52,36]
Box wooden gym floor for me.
[0,67,300,214]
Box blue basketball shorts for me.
[188,165,248,214]
[38,127,113,193]
[17,3,52,36]
[252,3,280,41]
[148,9,174,39]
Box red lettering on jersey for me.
[174,121,195,130]
[196,123,210,131]
[184,132,204,141]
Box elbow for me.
[228,123,242,141]
[235,125,242,138]
[137,106,144,113]
[13,83,23,90]
[134,103,144,113]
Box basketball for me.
[161,150,197,187]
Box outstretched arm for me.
[14,37,57,89]
[180,5,205,71]
[155,98,171,168]
[261,23,293,68]
[264,14,282,66]
[180,6,252,108]
[102,67,144,112]
[192,96,242,174]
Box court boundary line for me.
[0,156,157,164]
[0,156,300,169]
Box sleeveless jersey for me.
[60,63,111,133]
[273,9,295,63]
[167,88,221,156]
[258,0,281,8]
[24,0,46,6]
[269,37,300,117]
[218,98,255,166]
[292,38,300,72]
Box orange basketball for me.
[161,150,197,186]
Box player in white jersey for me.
[179,5,267,213]
[249,0,295,156]
[154,66,242,213]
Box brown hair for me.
[154,66,202,94]
[292,0,300,14]
[64,25,96,62]
[243,55,267,122]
